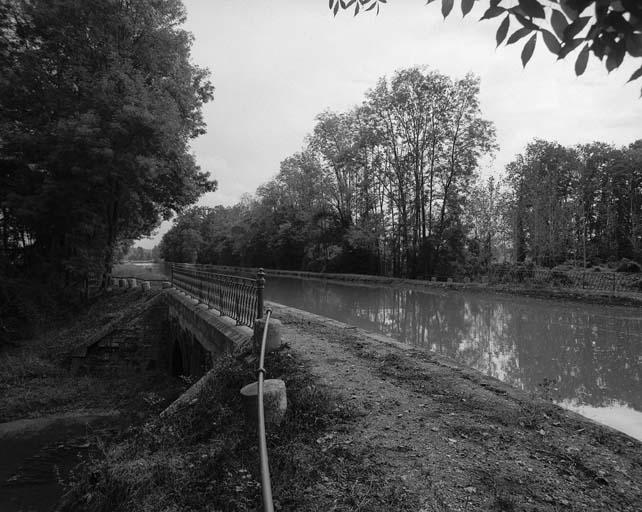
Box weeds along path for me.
[269,302,642,512]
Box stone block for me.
[161,369,216,418]
[141,281,151,291]
[118,278,127,288]
[128,278,137,288]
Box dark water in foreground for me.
[0,415,121,512]
[266,276,642,440]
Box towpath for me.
[269,302,642,511]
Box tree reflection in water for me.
[267,277,641,437]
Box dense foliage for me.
[125,245,160,261]
[162,68,497,277]
[329,1,642,92]
[161,138,642,278]
[0,0,215,286]
[508,139,642,266]
[160,67,641,277]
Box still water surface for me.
[266,276,642,440]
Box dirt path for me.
[269,302,642,511]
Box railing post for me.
[235,293,241,325]
[257,268,265,320]
[219,280,224,316]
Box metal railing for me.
[488,267,640,293]
[257,308,274,512]
[170,263,265,328]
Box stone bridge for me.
[76,264,271,380]
[71,286,259,380]
[163,288,255,378]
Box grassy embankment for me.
[60,345,419,512]
[0,284,181,423]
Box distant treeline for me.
[124,246,160,262]
[161,69,642,277]
[162,68,497,277]
[509,139,642,268]
[160,68,641,277]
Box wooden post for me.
[256,268,265,320]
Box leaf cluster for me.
[329,0,642,94]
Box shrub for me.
[616,258,641,273]
[0,278,71,347]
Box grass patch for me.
[0,289,180,422]
[60,349,420,512]
[0,277,83,349]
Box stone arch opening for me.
[171,340,184,377]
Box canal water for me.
[266,276,642,440]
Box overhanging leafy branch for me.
[329,0,642,93]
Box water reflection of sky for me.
[267,277,642,441]
[559,400,642,440]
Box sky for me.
[137,0,642,248]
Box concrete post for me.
[240,379,287,427]
[253,317,282,354]
[118,278,127,288]
[141,281,151,291]
[128,278,137,288]
[256,268,265,320]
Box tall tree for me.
[0,0,215,284]
[506,140,578,265]
[466,176,512,269]
[505,139,642,266]
[364,69,496,276]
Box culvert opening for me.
[171,341,184,377]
